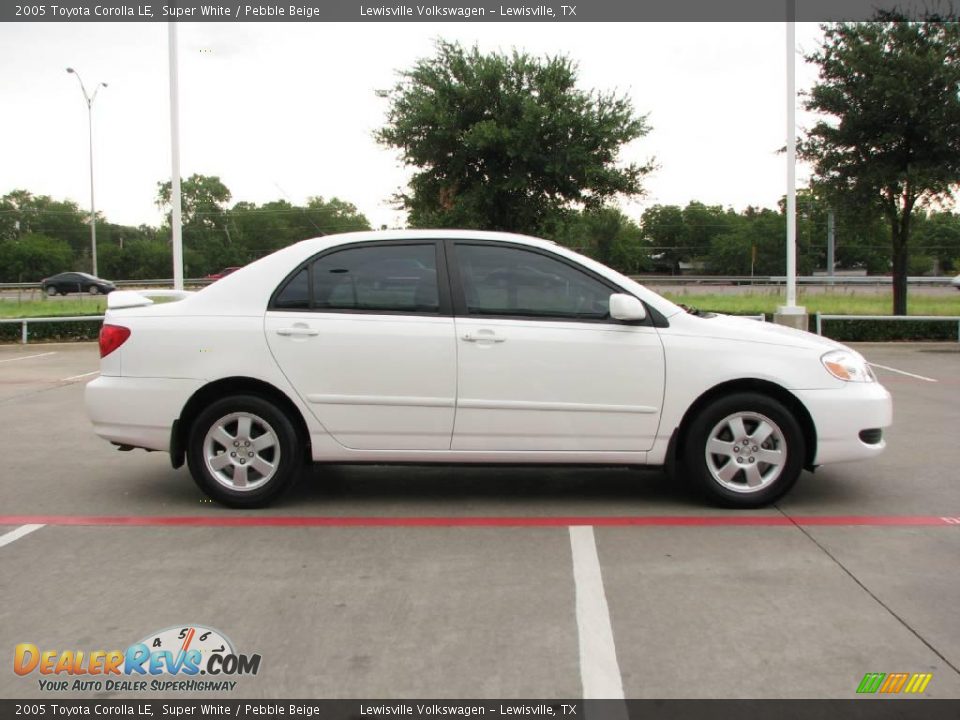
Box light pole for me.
[66,67,107,278]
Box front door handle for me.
[461,332,505,343]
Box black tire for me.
[46,286,57,297]
[186,394,303,508]
[683,392,805,508]
[88,285,99,295]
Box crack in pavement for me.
[775,503,960,678]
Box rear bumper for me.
[85,376,203,452]
[795,382,893,465]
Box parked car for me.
[205,267,242,281]
[42,272,115,296]
[85,230,892,508]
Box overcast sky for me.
[0,22,825,230]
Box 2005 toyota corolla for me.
[85,230,892,508]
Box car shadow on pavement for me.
[274,464,708,512]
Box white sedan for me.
[85,230,892,508]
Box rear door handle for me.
[277,327,319,337]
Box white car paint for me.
[85,229,892,507]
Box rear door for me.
[265,241,457,451]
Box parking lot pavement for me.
[1,342,959,699]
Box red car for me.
[205,267,241,281]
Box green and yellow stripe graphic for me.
[857,672,932,694]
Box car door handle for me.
[461,332,505,343]
[277,327,319,337]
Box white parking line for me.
[62,370,99,382]
[0,352,57,364]
[0,524,44,549]
[868,363,938,383]
[569,525,625,700]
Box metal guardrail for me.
[0,279,212,291]
[633,275,956,286]
[0,315,104,344]
[1,276,956,291]
[815,313,960,342]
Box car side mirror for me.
[609,293,647,322]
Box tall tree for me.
[1,189,92,259]
[376,40,653,235]
[800,21,960,314]
[156,174,234,273]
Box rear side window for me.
[273,268,309,309]
[272,243,440,314]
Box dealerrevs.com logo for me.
[14,625,261,693]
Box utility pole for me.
[66,68,107,277]
[827,208,835,282]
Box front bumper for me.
[795,382,893,465]
[85,375,204,452]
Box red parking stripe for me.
[0,515,958,528]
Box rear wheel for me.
[186,394,303,508]
[683,392,805,508]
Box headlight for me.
[821,350,876,383]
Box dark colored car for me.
[205,267,242,281]
[42,272,116,296]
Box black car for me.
[42,272,116,296]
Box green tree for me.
[553,206,648,273]
[157,175,234,274]
[914,211,960,273]
[376,40,653,234]
[709,208,790,276]
[1,189,91,261]
[0,234,74,283]
[640,205,686,274]
[800,21,960,314]
[228,196,370,263]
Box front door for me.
[448,241,665,452]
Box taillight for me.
[99,324,131,358]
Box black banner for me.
[2,0,956,23]
[3,700,960,720]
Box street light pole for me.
[66,68,107,278]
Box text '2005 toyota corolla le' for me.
[85,230,892,508]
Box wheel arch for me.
[671,378,817,471]
[170,376,311,469]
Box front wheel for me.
[683,393,805,508]
[186,395,303,508]
[46,286,57,297]
[88,285,100,295]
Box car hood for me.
[677,312,850,353]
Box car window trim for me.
[267,239,453,317]
[444,239,661,327]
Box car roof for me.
[285,229,556,253]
